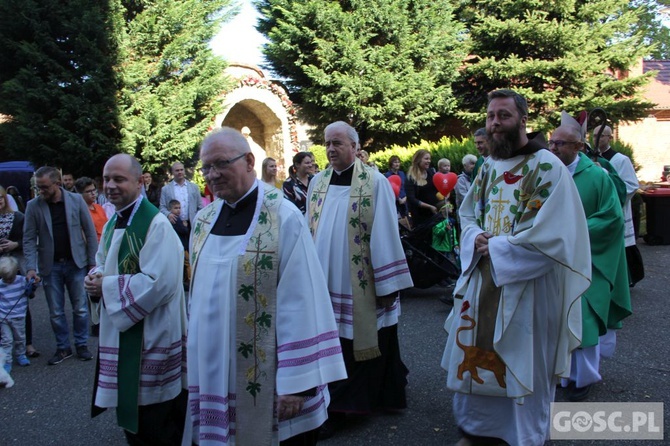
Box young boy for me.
[0,256,30,373]
[168,200,191,289]
[437,158,451,174]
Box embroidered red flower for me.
[503,171,523,184]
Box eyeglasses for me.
[199,153,247,175]
[548,140,580,148]
[36,184,54,190]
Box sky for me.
[210,1,266,67]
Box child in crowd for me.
[0,256,30,373]
[437,158,451,174]
[168,200,191,289]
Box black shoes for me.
[47,348,73,365]
[76,345,93,361]
[318,413,346,440]
[568,383,592,401]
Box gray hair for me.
[324,121,359,145]
[201,127,252,156]
[474,127,487,137]
[462,154,478,165]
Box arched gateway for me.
[214,63,300,180]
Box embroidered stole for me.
[308,159,380,361]
[100,198,158,433]
[190,183,280,444]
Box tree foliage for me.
[0,0,233,176]
[630,0,670,60]
[255,0,466,149]
[117,0,234,173]
[453,0,656,132]
[0,0,121,176]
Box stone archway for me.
[214,64,299,181]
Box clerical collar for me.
[566,155,580,176]
[330,163,355,186]
[212,186,259,236]
[600,147,616,161]
[225,183,258,209]
[115,197,142,229]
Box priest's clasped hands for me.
[84,271,103,299]
[475,232,493,257]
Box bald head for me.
[103,154,144,209]
[200,127,255,203]
[549,125,583,167]
[592,125,613,152]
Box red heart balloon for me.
[433,172,458,196]
[387,175,401,198]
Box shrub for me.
[369,136,479,174]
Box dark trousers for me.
[124,389,188,446]
[280,428,319,446]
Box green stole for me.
[190,184,281,444]
[308,159,380,361]
[101,198,158,434]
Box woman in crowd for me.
[357,149,378,171]
[74,177,108,242]
[142,172,162,208]
[5,186,25,213]
[384,155,408,217]
[0,186,38,358]
[282,152,314,214]
[406,149,442,227]
[454,154,478,210]
[261,157,280,188]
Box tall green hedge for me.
[308,136,639,175]
[370,137,478,174]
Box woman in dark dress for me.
[282,152,314,214]
[405,149,443,227]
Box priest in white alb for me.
[86,154,188,445]
[441,90,592,446]
[184,127,347,445]
[307,121,414,438]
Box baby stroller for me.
[400,213,460,289]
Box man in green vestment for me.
[550,124,632,401]
[86,154,188,445]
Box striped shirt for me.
[0,276,27,320]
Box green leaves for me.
[246,381,261,397]
[453,0,654,131]
[257,0,465,148]
[238,342,253,358]
[238,284,254,301]
[258,254,273,270]
[256,311,272,328]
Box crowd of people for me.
[0,88,642,446]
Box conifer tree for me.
[117,0,233,172]
[0,0,121,175]
[453,0,655,131]
[256,0,466,148]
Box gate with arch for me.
[214,65,299,180]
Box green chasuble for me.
[573,153,632,347]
